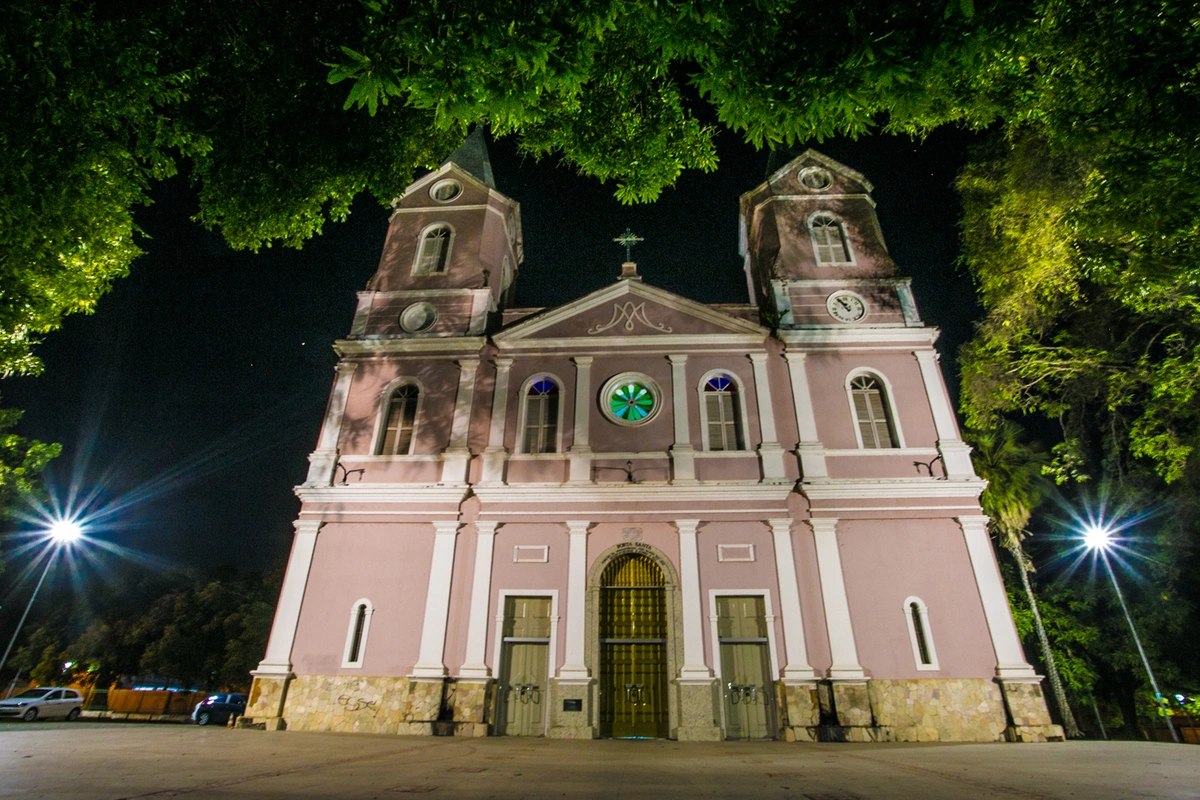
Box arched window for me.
[379,383,420,455]
[809,212,853,266]
[701,373,745,451]
[342,599,374,668]
[849,374,898,449]
[521,378,560,453]
[904,597,938,670]
[415,225,452,274]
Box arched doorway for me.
[598,552,670,738]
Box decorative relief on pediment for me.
[587,302,673,335]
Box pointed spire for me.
[446,127,496,189]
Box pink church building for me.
[244,133,1062,742]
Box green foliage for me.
[8,567,279,692]
[1005,572,1097,694]
[0,404,60,516]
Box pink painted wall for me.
[804,351,938,450]
[836,518,998,679]
[487,523,572,672]
[290,522,435,676]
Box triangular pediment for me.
[740,149,873,202]
[494,280,768,342]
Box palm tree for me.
[969,422,1083,739]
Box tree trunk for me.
[1010,541,1083,738]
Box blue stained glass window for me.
[531,379,558,395]
[706,375,732,392]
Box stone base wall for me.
[869,678,1009,742]
[548,679,596,739]
[1000,680,1065,742]
[245,675,288,725]
[280,675,433,735]
[673,681,722,741]
[776,682,819,742]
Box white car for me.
[0,687,84,722]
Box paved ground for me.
[1,721,1197,799]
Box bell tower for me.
[738,149,921,329]
[349,128,523,339]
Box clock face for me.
[826,292,867,323]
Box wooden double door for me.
[717,595,777,740]
[495,596,551,737]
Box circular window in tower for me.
[798,166,833,191]
[399,302,438,333]
[600,372,662,426]
[429,179,463,203]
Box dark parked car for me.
[190,693,246,726]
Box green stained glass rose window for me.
[600,372,661,426]
[610,382,654,421]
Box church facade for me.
[244,134,1062,742]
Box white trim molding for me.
[957,515,1038,679]
[412,521,462,678]
[902,596,940,671]
[768,519,817,681]
[808,518,866,681]
[799,478,985,501]
[559,520,591,680]
[410,221,456,276]
[676,520,711,681]
[459,521,500,678]
[254,520,324,677]
[341,598,375,669]
[480,357,515,485]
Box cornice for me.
[334,337,486,356]
[779,328,939,346]
[800,478,986,500]
[496,334,767,351]
[295,484,470,504]
[472,483,793,505]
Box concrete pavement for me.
[1,721,1197,799]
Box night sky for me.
[0,126,979,585]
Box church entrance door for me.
[717,596,777,740]
[598,553,669,739]
[495,596,550,736]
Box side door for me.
[43,690,66,719]
[717,596,777,740]
[495,597,551,736]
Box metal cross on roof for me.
[613,228,644,262]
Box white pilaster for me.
[958,515,1038,679]
[559,520,591,680]
[412,521,462,678]
[459,521,499,678]
[768,519,817,681]
[748,353,787,482]
[676,520,711,680]
[305,362,357,486]
[568,357,593,483]
[254,520,324,676]
[783,351,828,479]
[808,518,865,681]
[349,292,374,336]
[480,358,514,485]
[441,358,480,485]
[914,349,975,479]
[668,355,697,483]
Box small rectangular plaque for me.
[562,699,583,712]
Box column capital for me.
[565,520,591,536]
[782,350,808,364]
[747,352,770,365]
[572,356,593,367]
[475,520,501,536]
[806,517,838,535]
[292,519,326,536]
[667,353,688,365]
[913,348,940,364]
[674,519,701,536]
[494,357,515,370]
[432,520,462,536]
[956,515,990,533]
[766,518,793,536]
[334,360,358,375]
[456,358,481,374]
